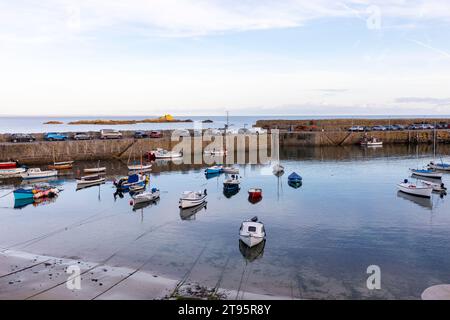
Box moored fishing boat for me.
[397,179,433,198]
[248,188,262,198]
[48,161,74,170]
[114,173,148,191]
[20,168,58,180]
[428,161,450,171]
[205,165,223,175]
[239,216,266,248]
[0,167,26,178]
[223,166,239,174]
[223,175,240,190]
[179,189,207,209]
[76,174,106,187]
[288,172,302,183]
[13,188,35,200]
[148,148,183,159]
[419,180,447,193]
[129,184,145,193]
[361,137,383,146]
[410,168,442,179]
[0,161,18,169]
[127,163,152,171]
[84,167,106,173]
[272,164,284,175]
[132,188,160,204]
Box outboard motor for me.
[204,189,207,195]
[404,179,408,183]
[441,183,447,191]
[251,216,258,222]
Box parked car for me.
[149,130,163,138]
[10,133,36,143]
[134,131,148,139]
[393,124,406,130]
[436,122,449,129]
[363,126,372,132]
[73,132,92,140]
[408,124,420,130]
[172,129,190,137]
[348,126,365,132]
[371,126,386,131]
[248,127,267,134]
[44,132,68,141]
[100,129,122,139]
[422,123,435,129]
[384,125,398,131]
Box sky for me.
[0,0,450,116]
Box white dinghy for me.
[397,179,433,198]
[239,216,266,248]
[20,168,58,180]
[179,189,207,209]
[132,188,160,204]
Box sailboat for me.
[127,149,152,171]
[427,127,450,171]
[84,160,106,173]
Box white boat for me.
[20,168,58,180]
[84,167,106,173]
[419,180,447,193]
[179,189,207,209]
[397,180,433,198]
[127,163,152,171]
[272,164,284,174]
[223,166,239,174]
[223,175,240,189]
[428,161,450,171]
[151,148,183,159]
[410,168,443,179]
[76,174,106,187]
[204,149,227,155]
[132,188,160,204]
[239,216,266,248]
[0,167,26,178]
[361,137,383,146]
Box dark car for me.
[134,131,149,139]
[10,133,36,143]
[73,132,92,140]
[393,124,405,130]
[149,130,163,138]
[436,122,449,129]
[384,125,396,131]
[372,125,386,131]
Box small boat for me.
[0,161,18,169]
[179,189,207,209]
[129,184,145,193]
[205,165,223,175]
[149,148,183,159]
[397,179,433,198]
[13,185,60,200]
[428,161,450,171]
[13,188,36,200]
[204,149,227,155]
[132,188,160,204]
[288,172,302,183]
[272,164,284,175]
[361,137,383,146]
[239,216,266,248]
[223,166,239,174]
[84,167,106,173]
[76,174,106,187]
[248,188,262,197]
[127,163,152,171]
[114,173,148,191]
[223,175,240,190]
[0,167,26,178]
[48,161,74,170]
[20,168,58,180]
[33,188,60,199]
[410,169,443,179]
[419,180,447,193]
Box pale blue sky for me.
[1,0,450,116]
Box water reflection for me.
[239,239,266,262]
[223,187,240,198]
[396,191,433,210]
[179,202,207,220]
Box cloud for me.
[1,0,450,42]
[395,97,450,105]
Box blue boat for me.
[114,174,147,191]
[13,188,35,200]
[288,172,302,183]
[205,165,223,175]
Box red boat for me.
[0,161,17,169]
[248,188,262,197]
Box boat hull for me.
[76,178,106,187]
[13,189,35,200]
[397,183,433,198]
[179,195,207,209]
[411,170,443,179]
[0,168,26,178]
[84,167,106,173]
[0,162,17,169]
[20,171,58,180]
[239,235,264,248]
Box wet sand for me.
[0,250,293,300]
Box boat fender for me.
[129,200,134,206]
[404,179,408,183]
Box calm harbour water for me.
[1,144,450,299]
